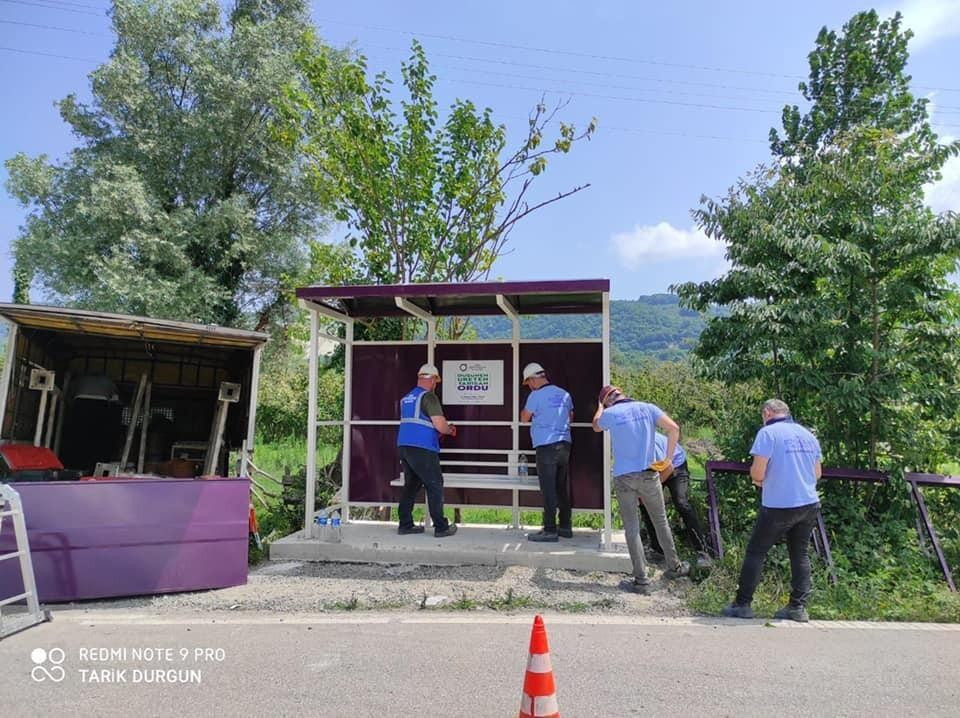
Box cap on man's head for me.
[418,364,441,381]
[598,385,623,406]
[522,362,546,384]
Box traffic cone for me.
[518,615,560,718]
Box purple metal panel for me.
[352,344,427,420]
[906,472,960,488]
[298,279,610,301]
[0,478,249,602]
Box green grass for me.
[687,544,960,623]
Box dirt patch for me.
[56,561,694,615]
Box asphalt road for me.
[1,610,958,717]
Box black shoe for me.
[557,527,574,538]
[721,603,755,619]
[773,604,810,622]
[434,523,458,538]
[398,525,425,535]
[527,530,559,542]
[663,561,691,580]
[619,578,652,595]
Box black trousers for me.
[397,446,450,531]
[735,502,821,608]
[640,462,710,554]
[535,441,572,532]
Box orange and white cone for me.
[518,615,560,718]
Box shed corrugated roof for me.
[0,304,268,349]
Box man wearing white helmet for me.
[396,364,458,537]
[520,362,574,542]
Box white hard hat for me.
[522,362,546,383]
[418,363,440,378]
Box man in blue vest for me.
[722,399,822,622]
[593,385,690,594]
[520,362,574,542]
[640,433,713,569]
[396,363,458,537]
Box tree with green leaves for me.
[5,0,336,327]
[675,10,960,471]
[284,39,595,288]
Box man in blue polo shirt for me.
[593,385,690,594]
[520,362,574,542]
[723,399,822,622]
[396,364,458,538]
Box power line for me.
[0,0,103,16]
[319,17,960,95]
[0,18,108,36]
[34,0,108,10]
[360,50,788,109]
[356,42,960,113]
[351,41,802,98]
[316,17,805,80]
[0,44,99,63]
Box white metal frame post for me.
[601,291,613,549]
[304,309,319,533]
[241,344,263,478]
[342,318,354,523]
[395,297,435,526]
[496,295,522,528]
[0,319,17,437]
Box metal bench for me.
[390,448,542,527]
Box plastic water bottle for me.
[329,511,342,543]
[316,510,328,541]
[518,454,529,477]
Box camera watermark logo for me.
[31,647,66,683]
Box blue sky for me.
[1,0,959,303]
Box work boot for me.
[434,524,458,538]
[773,604,810,623]
[527,530,559,542]
[721,603,755,619]
[557,527,574,538]
[663,561,691,580]
[695,552,713,570]
[398,525,425,535]
[619,577,652,595]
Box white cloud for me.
[927,156,960,212]
[886,0,960,49]
[611,221,726,269]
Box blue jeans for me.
[735,502,821,607]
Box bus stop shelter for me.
[291,279,615,554]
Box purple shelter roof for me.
[296,279,610,318]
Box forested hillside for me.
[471,294,708,362]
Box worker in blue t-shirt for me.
[520,362,574,542]
[723,399,822,623]
[639,433,712,569]
[593,385,690,594]
[396,364,458,538]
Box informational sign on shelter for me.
[442,360,504,405]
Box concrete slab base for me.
[270,521,633,573]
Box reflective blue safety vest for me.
[397,387,440,452]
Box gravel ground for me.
[50,561,694,616]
